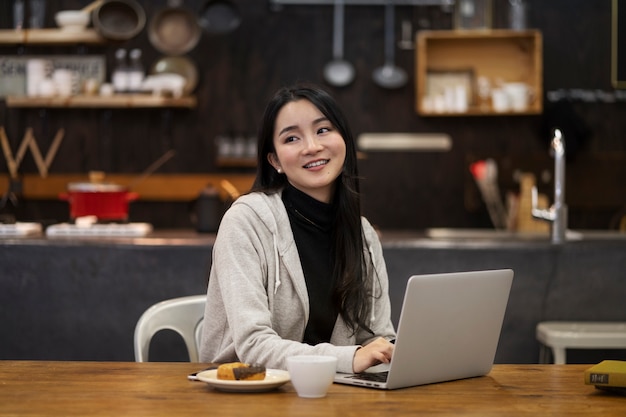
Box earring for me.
[277,168,282,174]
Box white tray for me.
[0,222,43,237]
[46,222,153,237]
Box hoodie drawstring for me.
[273,234,281,294]
[368,245,376,324]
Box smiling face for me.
[267,99,347,203]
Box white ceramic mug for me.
[38,78,56,97]
[503,82,531,112]
[491,88,510,112]
[53,69,74,96]
[286,355,337,398]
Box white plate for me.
[196,369,290,393]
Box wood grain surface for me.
[1,362,624,416]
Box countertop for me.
[2,228,625,363]
[3,227,613,247]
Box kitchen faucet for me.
[531,129,567,244]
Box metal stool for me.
[536,321,626,364]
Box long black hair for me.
[251,84,372,335]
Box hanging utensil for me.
[198,0,241,34]
[398,20,414,50]
[92,0,146,41]
[82,0,104,13]
[372,1,407,89]
[129,149,176,189]
[148,1,201,55]
[323,0,355,87]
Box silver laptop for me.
[334,269,514,390]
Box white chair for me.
[134,295,206,362]
[536,321,626,364]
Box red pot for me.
[59,182,139,221]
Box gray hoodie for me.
[199,190,396,373]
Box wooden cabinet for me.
[416,29,543,116]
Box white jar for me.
[26,59,52,96]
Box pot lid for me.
[68,182,126,192]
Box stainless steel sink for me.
[425,228,626,241]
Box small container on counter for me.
[194,185,224,233]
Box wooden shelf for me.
[216,157,257,168]
[416,29,543,116]
[0,29,107,45]
[5,94,197,109]
[0,173,255,202]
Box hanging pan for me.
[148,4,201,55]
[92,0,146,41]
[198,0,241,34]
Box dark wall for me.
[1,0,625,230]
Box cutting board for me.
[516,173,551,233]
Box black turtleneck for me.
[282,184,338,345]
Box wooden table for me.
[0,362,623,416]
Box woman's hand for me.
[352,337,394,373]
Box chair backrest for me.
[133,295,206,362]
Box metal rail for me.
[270,0,454,7]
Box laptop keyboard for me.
[348,371,389,383]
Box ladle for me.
[82,0,104,14]
[372,1,407,89]
[129,149,176,189]
[323,0,355,87]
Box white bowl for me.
[55,11,90,32]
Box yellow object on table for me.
[585,360,626,393]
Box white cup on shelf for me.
[503,82,532,112]
[53,69,74,96]
[38,78,56,97]
[26,59,52,97]
[491,88,510,112]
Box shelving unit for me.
[0,29,107,45]
[0,173,255,202]
[416,29,543,116]
[216,157,257,168]
[0,29,197,109]
[6,95,197,109]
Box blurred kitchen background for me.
[0,0,625,231]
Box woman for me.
[199,84,395,373]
